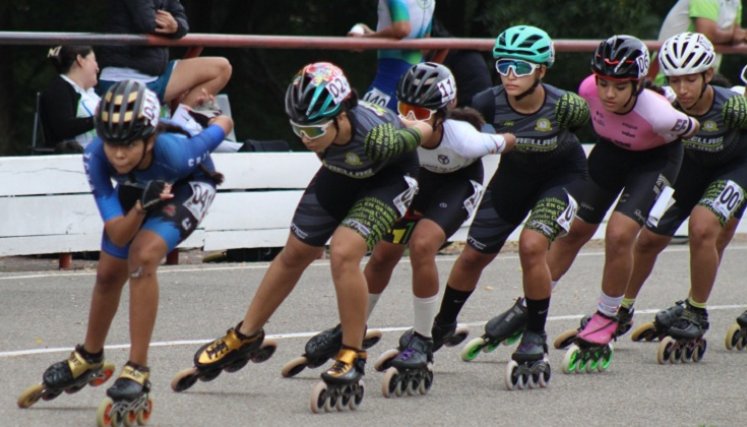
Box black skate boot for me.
[383,332,434,397]
[97,362,153,427]
[657,305,708,364]
[725,309,747,351]
[615,305,635,337]
[281,324,381,378]
[462,297,527,361]
[432,318,469,352]
[310,347,367,413]
[171,322,277,392]
[631,300,685,342]
[505,330,551,390]
[17,344,116,409]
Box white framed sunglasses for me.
[495,59,541,77]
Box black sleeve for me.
[39,77,94,145]
[166,0,189,38]
[123,0,158,33]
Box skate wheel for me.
[17,383,44,409]
[96,397,114,427]
[631,322,655,342]
[692,339,707,362]
[170,367,199,393]
[561,344,581,374]
[740,333,747,351]
[223,358,250,373]
[281,356,309,378]
[381,367,400,398]
[251,339,277,363]
[538,361,551,387]
[504,360,519,391]
[91,362,117,387]
[419,369,433,395]
[725,323,741,350]
[363,329,383,349]
[553,328,578,350]
[503,330,523,347]
[374,349,399,372]
[598,347,613,372]
[460,337,486,362]
[350,380,364,410]
[309,381,328,414]
[42,388,62,401]
[136,395,153,426]
[657,336,675,364]
[124,407,138,427]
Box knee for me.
[127,245,163,280]
[519,235,547,262]
[634,232,666,254]
[605,227,636,253]
[457,248,492,272]
[328,244,360,272]
[688,221,718,246]
[214,57,232,80]
[408,236,438,262]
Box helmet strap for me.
[515,77,541,101]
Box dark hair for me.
[710,73,732,88]
[642,79,666,96]
[447,107,486,130]
[47,45,94,74]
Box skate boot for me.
[382,332,434,398]
[461,297,527,362]
[309,347,367,413]
[725,310,747,351]
[96,362,153,427]
[505,330,551,391]
[375,320,468,371]
[553,306,635,350]
[657,305,709,364]
[281,324,382,378]
[171,322,277,392]
[630,300,685,342]
[562,312,616,374]
[17,344,116,409]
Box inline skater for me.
[17,80,232,427]
[170,62,432,414]
[543,35,700,374]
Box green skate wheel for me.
[561,345,581,374]
[503,330,523,346]
[460,337,485,362]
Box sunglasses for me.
[495,59,541,77]
[289,119,334,140]
[397,102,436,121]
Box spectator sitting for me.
[39,45,100,153]
[96,0,232,109]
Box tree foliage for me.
[1,1,744,154]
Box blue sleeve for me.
[83,141,124,222]
[155,125,226,178]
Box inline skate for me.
[96,362,153,427]
[374,319,468,371]
[309,347,366,413]
[381,332,434,398]
[725,310,747,351]
[171,322,276,392]
[553,305,634,350]
[281,324,381,378]
[505,330,551,391]
[17,345,116,409]
[629,300,685,342]
[657,306,708,364]
[461,297,526,361]
[562,312,616,374]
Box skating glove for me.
[140,180,170,211]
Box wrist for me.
[134,201,147,216]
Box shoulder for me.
[578,75,597,99]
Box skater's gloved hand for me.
[140,180,174,212]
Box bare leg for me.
[600,212,642,297]
[547,217,598,281]
[518,228,551,300]
[164,57,232,107]
[126,230,169,366]
[364,240,406,294]
[624,228,671,300]
[407,219,446,298]
[445,244,497,292]
[328,227,369,349]
[688,206,722,303]
[83,252,129,353]
[240,235,323,335]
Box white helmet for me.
[659,32,715,76]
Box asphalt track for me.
[2,244,747,426]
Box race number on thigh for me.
[708,180,746,223]
[462,180,486,219]
[556,190,578,236]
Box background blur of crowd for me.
[0,0,745,155]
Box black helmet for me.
[591,35,650,80]
[284,62,351,124]
[396,62,457,110]
[95,80,160,145]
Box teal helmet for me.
[492,25,555,68]
[285,62,352,124]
